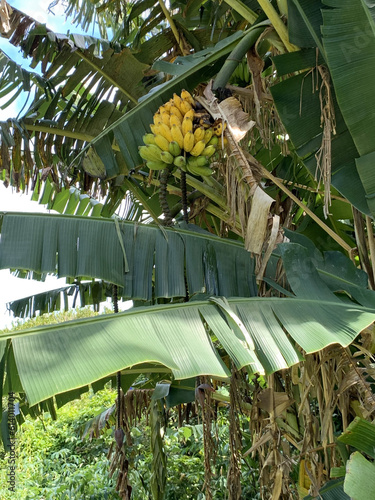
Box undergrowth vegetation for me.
[0,386,261,499]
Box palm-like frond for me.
[1,296,374,406]
[0,213,257,300]
[7,280,121,319]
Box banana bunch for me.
[138,89,226,178]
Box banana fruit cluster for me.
[138,89,226,177]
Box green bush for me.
[0,388,120,499]
[0,387,260,499]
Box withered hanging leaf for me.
[12,127,22,173]
[245,186,274,254]
[218,96,256,141]
[114,428,125,449]
[82,146,106,179]
[0,0,12,35]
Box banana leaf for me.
[344,452,375,500]
[321,0,375,216]
[277,239,375,308]
[6,281,123,319]
[0,213,257,300]
[270,70,369,215]
[0,295,374,406]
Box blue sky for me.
[0,1,91,328]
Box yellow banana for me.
[150,124,157,135]
[213,120,227,136]
[181,89,195,106]
[170,113,182,128]
[158,123,173,142]
[161,112,170,126]
[154,134,170,152]
[194,127,205,144]
[153,113,163,125]
[180,99,193,116]
[190,140,206,157]
[170,105,184,122]
[204,128,213,144]
[171,124,184,149]
[163,102,172,113]
[183,131,195,153]
[184,109,195,120]
[182,117,193,136]
[173,93,184,113]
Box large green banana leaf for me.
[1,212,375,406]
[321,0,375,216]
[276,0,375,217]
[270,68,369,215]
[0,213,257,300]
[1,296,374,406]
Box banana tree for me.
[2,1,375,499]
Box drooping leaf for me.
[322,0,375,216]
[271,70,369,214]
[6,281,124,319]
[0,296,374,406]
[337,417,375,458]
[0,213,257,301]
[344,452,375,500]
[281,234,375,308]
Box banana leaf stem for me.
[224,0,258,24]
[366,215,375,288]
[256,0,298,52]
[213,26,265,90]
[261,165,352,253]
[157,0,186,55]
[180,171,189,222]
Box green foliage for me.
[121,410,260,499]
[0,389,119,499]
[0,306,109,334]
[0,384,260,499]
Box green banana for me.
[173,155,187,171]
[146,160,169,170]
[138,144,163,162]
[143,133,156,145]
[160,151,174,164]
[186,156,213,177]
[189,156,209,168]
[168,140,181,157]
[201,145,216,158]
[207,136,219,147]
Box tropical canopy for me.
[1,1,375,498]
